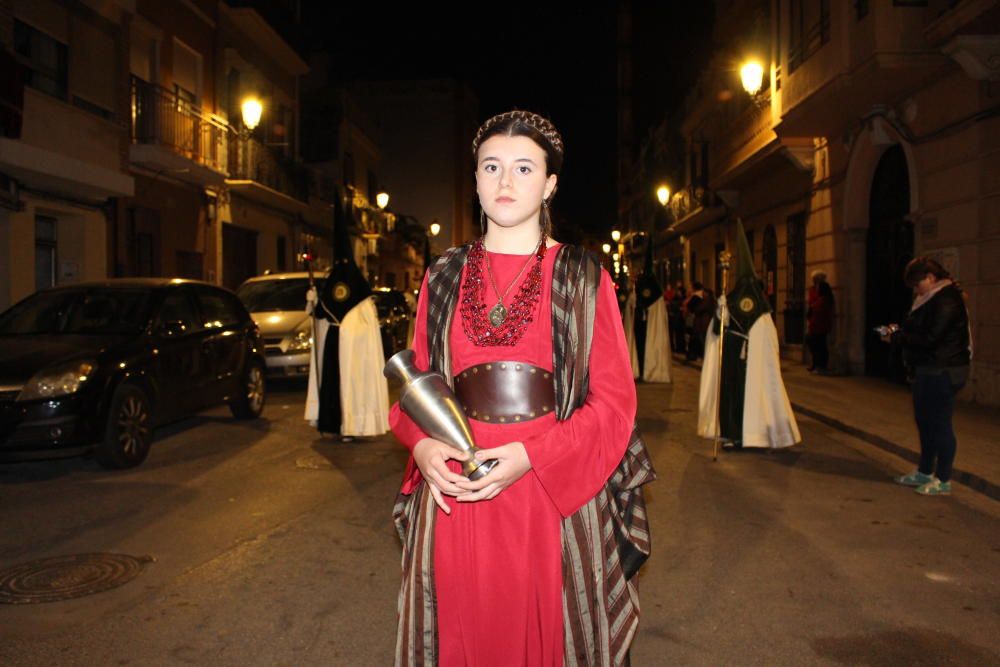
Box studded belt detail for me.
[453,361,556,424]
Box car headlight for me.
[287,329,312,352]
[18,360,96,401]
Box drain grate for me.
[0,553,152,605]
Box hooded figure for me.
[698,221,799,448]
[624,237,672,382]
[305,195,389,437]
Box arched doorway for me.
[865,144,913,382]
[762,225,778,313]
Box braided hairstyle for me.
[472,110,564,236]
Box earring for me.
[541,199,551,237]
[479,208,486,236]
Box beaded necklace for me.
[460,236,547,346]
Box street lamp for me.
[656,185,671,207]
[740,59,765,98]
[602,243,611,254]
[429,221,441,237]
[241,97,263,134]
[376,191,390,209]
[611,229,621,243]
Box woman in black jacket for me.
[882,257,971,496]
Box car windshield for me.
[0,288,152,335]
[237,278,310,313]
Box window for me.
[172,38,201,107]
[788,0,830,73]
[35,215,57,290]
[14,20,68,99]
[70,16,115,119]
[157,289,200,334]
[194,288,244,328]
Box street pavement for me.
[0,367,997,666]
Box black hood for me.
[0,335,128,384]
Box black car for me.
[0,279,267,469]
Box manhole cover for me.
[0,553,152,605]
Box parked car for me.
[236,273,313,379]
[0,279,266,468]
[373,287,412,359]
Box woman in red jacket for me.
[806,270,834,373]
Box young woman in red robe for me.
[390,111,649,666]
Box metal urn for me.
[384,349,498,481]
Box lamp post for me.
[376,191,390,209]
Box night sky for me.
[301,1,714,236]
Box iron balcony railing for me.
[130,75,229,174]
[228,135,309,202]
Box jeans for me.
[911,366,967,483]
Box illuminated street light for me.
[429,221,441,237]
[740,60,765,97]
[611,229,621,243]
[612,252,620,262]
[376,192,390,209]
[602,243,611,254]
[241,97,263,132]
[656,185,671,207]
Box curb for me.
[670,354,1000,503]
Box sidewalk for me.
[675,353,1000,502]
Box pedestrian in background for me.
[806,270,834,374]
[685,282,715,361]
[670,281,687,354]
[881,256,971,496]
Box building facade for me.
[0,0,329,307]
[649,0,1000,405]
[0,0,134,311]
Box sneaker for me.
[916,479,952,496]
[895,471,933,487]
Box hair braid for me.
[471,110,564,175]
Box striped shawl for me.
[393,243,656,666]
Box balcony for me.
[226,137,309,212]
[129,76,229,187]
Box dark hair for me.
[903,256,949,287]
[472,110,564,176]
[692,281,704,290]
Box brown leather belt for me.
[453,361,555,424]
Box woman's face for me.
[476,134,558,232]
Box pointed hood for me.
[634,234,663,310]
[320,189,372,321]
[724,219,770,333]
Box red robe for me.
[390,244,637,667]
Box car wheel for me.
[229,360,265,420]
[96,385,153,469]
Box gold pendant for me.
[489,302,507,326]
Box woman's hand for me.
[413,438,470,515]
[454,441,532,503]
